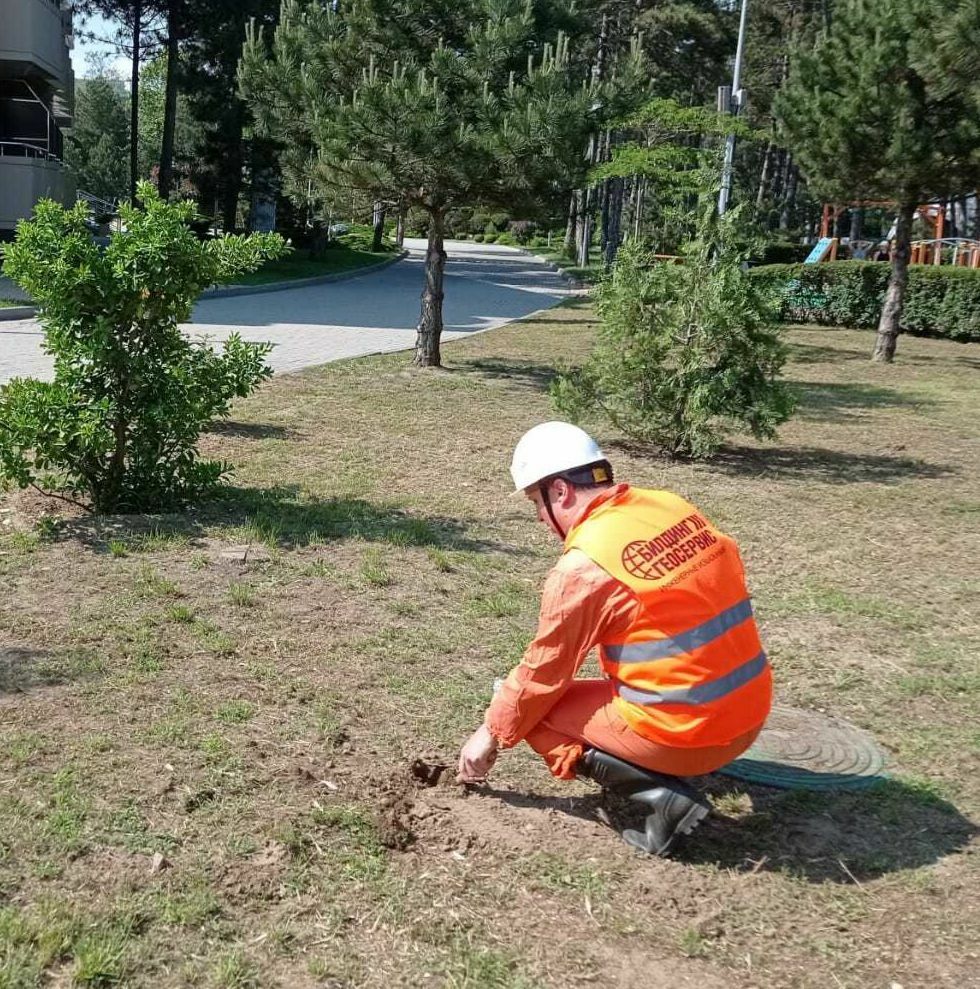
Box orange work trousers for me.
[524,678,762,780]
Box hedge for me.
[749,261,980,342]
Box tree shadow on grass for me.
[708,445,954,483]
[788,342,874,365]
[454,357,558,392]
[54,484,515,556]
[789,335,980,372]
[0,646,104,695]
[604,437,954,484]
[204,420,299,441]
[205,485,508,553]
[792,380,936,423]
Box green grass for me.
[215,700,255,724]
[212,950,259,988]
[227,581,256,607]
[531,247,602,285]
[134,564,181,599]
[235,239,398,287]
[189,618,237,657]
[465,580,532,619]
[518,852,609,898]
[360,546,393,587]
[166,603,195,624]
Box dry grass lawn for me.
[0,301,978,988]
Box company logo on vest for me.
[620,512,719,581]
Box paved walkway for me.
[0,240,573,384]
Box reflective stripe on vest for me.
[614,651,768,707]
[605,598,754,665]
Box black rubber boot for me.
[577,748,711,857]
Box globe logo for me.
[621,540,663,580]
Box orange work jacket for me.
[564,485,771,748]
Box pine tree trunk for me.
[604,178,623,266]
[848,207,863,243]
[221,107,245,233]
[575,187,588,264]
[158,2,180,199]
[415,208,446,368]
[395,209,405,248]
[771,148,786,202]
[633,176,645,239]
[756,139,774,210]
[563,191,577,258]
[578,198,593,268]
[221,174,241,233]
[129,0,142,203]
[873,201,915,363]
[599,178,610,261]
[779,162,797,230]
[372,202,386,252]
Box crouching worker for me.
[457,422,772,856]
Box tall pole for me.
[718,0,750,216]
[130,0,142,203]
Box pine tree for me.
[72,1,165,200]
[180,0,281,231]
[66,73,130,202]
[776,0,980,362]
[239,0,626,367]
[738,0,826,233]
[137,54,200,190]
[552,202,795,457]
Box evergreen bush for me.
[750,262,980,341]
[553,209,796,458]
[0,184,286,513]
[508,220,536,245]
[468,211,491,235]
[489,212,511,233]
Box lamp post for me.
[718,0,750,216]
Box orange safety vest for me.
[565,485,772,748]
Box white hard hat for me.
[510,421,607,492]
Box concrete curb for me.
[522,250,587,291]
[201,250,409,300]
[0,250,410,319]
[0,306,35,321]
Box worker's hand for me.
[457,724,499,784]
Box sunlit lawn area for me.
[0,302,977,987]
[235,242,399,287]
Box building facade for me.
[0,0,75,235]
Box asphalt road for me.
[0,239,574,384]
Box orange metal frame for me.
[819,201,980,267]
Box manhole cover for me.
[716,705,887,790]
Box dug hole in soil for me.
[371,755,632,860]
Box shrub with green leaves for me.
[750,261,980,342]
[0,183,287,512]
[552,208,795,458]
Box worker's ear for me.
[554,478,575,506]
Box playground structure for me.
[816,201,980,267]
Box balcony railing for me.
[0,140,62,161]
